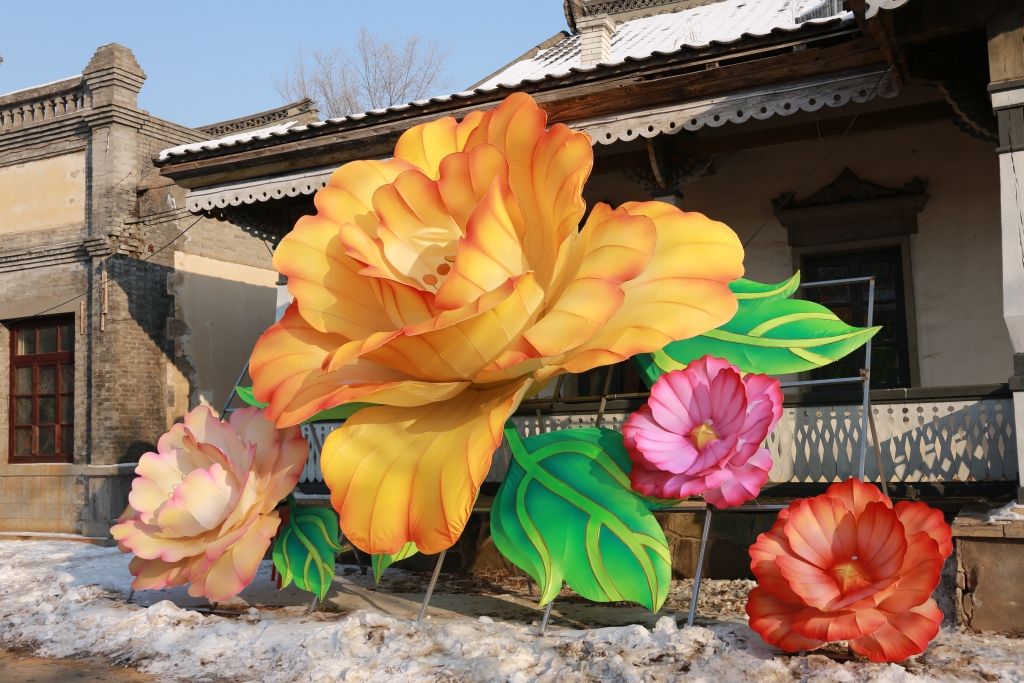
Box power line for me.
[7,215,204,326]
[742,58,899,249]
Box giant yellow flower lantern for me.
[249,93,745,555]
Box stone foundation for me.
[952,504,1024,634]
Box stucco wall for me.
[0,153,86,234]
[586,120,1012,387]
[171,252,278,414]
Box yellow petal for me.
[373,169,463,291]
[322,379,530,555]
[517,202,656,359]
[434,177,529,310]
[394,111,487,179]
[547,202,744,376]
[251,303,463,426]
[463,93,593,289]
[277,215,395,340]
[188,512,280,602]
[361,272,545,382]
[436,143,520,231]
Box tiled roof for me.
[477,0,852,89]
[157,0,852,164]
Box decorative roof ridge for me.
[196,98,319,137]
[564,0,730,32]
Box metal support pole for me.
[221,360,251,416]
[416,549,446,623]
[686,506,714,627]
[858,278,876,482]
[308,595,319,613]
[125,589,134,603]
[539,599,555,635]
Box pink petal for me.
[707,366,746,436]
[188,513,280,602]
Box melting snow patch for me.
[1,541,1023,682]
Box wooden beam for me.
[988,1,1024,84]
[592,100,957,175]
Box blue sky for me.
[0,1,567,127]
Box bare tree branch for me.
[274,28,454,119]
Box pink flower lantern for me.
[623,355,783,508]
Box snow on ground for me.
[1,541,1023,683]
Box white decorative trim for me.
[864,0,911,19]
[186,165,337,212]
[991,87,1024,111]
[577,69,899,146]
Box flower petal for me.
[895,501,953,559]
[547,202,743,375]
[824,477,891,516]
[321,380,530,555]
[877,533,944,613]
[361,273,545,382]
[128,555,190,592]
[784,496,858,570]
[434,176,528,310]
[394,111,486,179]
[855,501,908,582]
[188,512,280,602]
[849,600,943,662]
[251,303,461,427]
[746,587,825,652]
[793,606,887,642]
[463,93,592,289]
[777,555,842,609]
[510,203,656,360]
[704,448,772,508]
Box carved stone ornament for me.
[864,0,911,19]
[773,169,928,248]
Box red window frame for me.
[8,315,75,463]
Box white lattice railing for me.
[299,395,1018,486]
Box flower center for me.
[689,420,720,450]
[415,252,456,291]
[830,560,871,594]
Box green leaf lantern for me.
[371,542,419,583]
[272,495,346,600]
[490,425,672,611]
[636,272,880,385]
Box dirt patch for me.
[0,648,161,683]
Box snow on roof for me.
[157,120,297,161]
[478,0,852,90]
[157,0,852,164]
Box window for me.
[8,315,75,463]
[803,249,911,389]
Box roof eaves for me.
[155,15,855,167]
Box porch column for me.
[989,2,1024,502]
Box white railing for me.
[299,393,1018,487]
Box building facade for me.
[0,44,316,537]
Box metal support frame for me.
[221,360,251,416]
[417,549,447,623]
[680,276,885,627]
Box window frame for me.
[802,247,913,390]
[8,314,75,464]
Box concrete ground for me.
[0,648,159,683]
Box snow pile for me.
[2,541,1024,683]
[986,500,1024,523]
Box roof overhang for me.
[181,67,899,214]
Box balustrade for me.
[1,80,88,131]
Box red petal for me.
[777,556,841,609]
[784,496,857,569]
[793,606,887,642]
[895,501,953,559]
[825,478,891,516]
[878,533,944,613]
[849,600,943,662]
[856,501,908,581]
[746,587,825,653]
